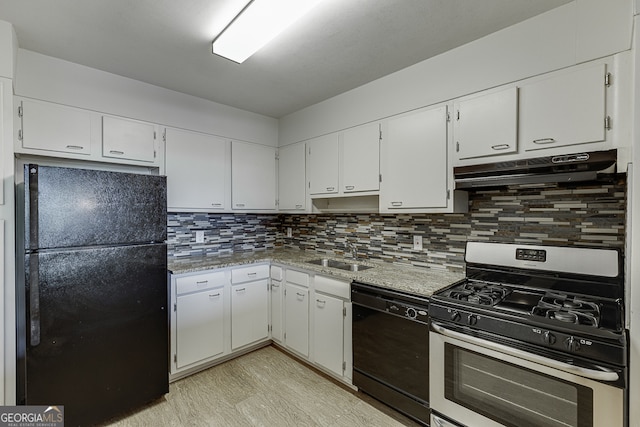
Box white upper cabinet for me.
[340,122,380,193]
[454,87,518,160]
[380,105,451,211]
[278,142,306,211]
[102,115,156,163]
[307,133,339,195]
[519,63,608,152]
[18,99,93,156]
[231,141,277,210]
[165,127,229,211]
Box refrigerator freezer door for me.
[21,244,168,426]
[25,164,167,250]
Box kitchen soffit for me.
[0,0,571,118]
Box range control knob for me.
[542,331,556,345]
[405,307,417,319]
[467,314,478,326]
[565,336,581,352]
[450,311,461,322]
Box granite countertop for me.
[168,248,464,298]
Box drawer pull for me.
[295,204,303,209]
[196,280,209,285]
[271,283,280,288]
[533,138,556,145]
[235,203,245,208]
[236,288,246,292]
[296,292,305,299]
[247,272,257,277]
[109,150,125,155]
[316,299,326,305]
[390,201,403,207]
[212,203,222,207]
[491,144,510,150]
[209,293,221,298]
[345,185,355,190]
[66,145,85,150]
[326,187,335,192]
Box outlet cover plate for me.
[413,235,423,251]
[195,230,205,243]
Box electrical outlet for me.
[286,227,292,238]
[413,235,423,251]
[195,230,205,243]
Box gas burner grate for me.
[445,281,511,306]
[531,293,600,327]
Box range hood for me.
[454,149,617,189]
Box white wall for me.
[279,0,633,146]
[15,49,278,147]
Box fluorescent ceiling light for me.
[212,0,323,63]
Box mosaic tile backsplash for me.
[168,178,627,272]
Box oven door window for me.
[445,343,593,427]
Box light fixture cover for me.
[212,0,323,63]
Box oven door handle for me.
[431,322,621,382]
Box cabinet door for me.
[520,63,607,151]
[176,287,224,368]
[270,280,283,343]
[231,141,277,210]
[278,143,306,210]
[313,293,344,377]
[307,133,339,195]
[231,280,269,350]
[165,128,229,211]
[380,106,448,210]
[284,282,309,357]
[20,99,92,155]
[341,122,380,193]
[102,115,156,162]
[454,87,518,160]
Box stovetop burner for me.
[443,281,511,306]
[532,293,600,327]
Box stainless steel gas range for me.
[429,242,626,427]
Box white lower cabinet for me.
[284,282,310,357]
[270,266,284,343]
[312,275,352,381]
[230,264,270,350]
[172,271,227,372]
[171,263,352,386]
[231,280,269,350]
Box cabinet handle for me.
[316,299,326,305]
[390,201,403,207]
[196,280,209,285]
[345,185,355,190]
[109,150,125,155]
[66,145,85,150]
[271,283,280,288]
[247,272,257,277]
[296,292,305,299]
[491,144,510,151]
[235,288,246,292]
[326,187,335,192]
[212,203,222,207]
[209,293,221,298]
[533,138,556,145]
[295,204,303,209]
[235,203,245,208]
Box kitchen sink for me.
[306,258,373,272]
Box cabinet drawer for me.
[314,275,349,299]
[270,265,283,281]
[176,271,226,295]
[286,269,309,287]
[231,264,269,283]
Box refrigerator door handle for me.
[29,256,41,346]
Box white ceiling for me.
[0,0,571,118]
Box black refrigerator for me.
[16,164,169,426]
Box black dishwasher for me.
[351,281,430,425]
